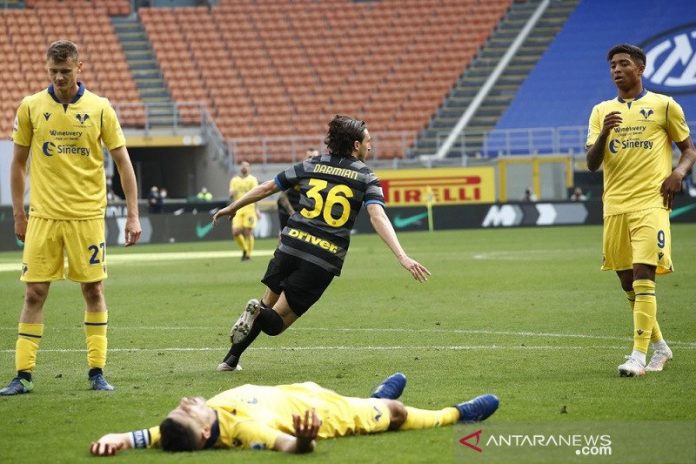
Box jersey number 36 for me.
[300,178,353,228]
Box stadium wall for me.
[2,198,696,251]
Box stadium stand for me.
[493,0,696,155]
[24,0,131,16]
[140,0,512,162]
[0,2,141,136]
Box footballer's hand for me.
[213,204,236,225]
[89,433,130,456]
[601,111,622,135]
[292,409,321,453]
[399,256,431,283]
[660,172,684,209]
[124,217,142,247]
[14,212,28,242]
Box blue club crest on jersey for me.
[639,108,654,119]
[641,23,696,94]
[75,113,90,124]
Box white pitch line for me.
[472,248,595,260]
[1,326,693,347]
[4,344,695,354]
[0,249,275,272]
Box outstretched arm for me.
[214,179,280,225]
[89,433,132,457]
[367,203,430,282]
[272,409,321,454]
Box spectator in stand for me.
[570,187,587,201]
[148,186,162,214]
[522,187,537,202]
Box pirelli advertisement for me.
[376,167,496,206]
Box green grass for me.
[1,225,695,463]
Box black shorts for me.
[261,249,335,316]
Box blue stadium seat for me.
[495,0,696,155]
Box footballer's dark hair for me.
[607,44,646,66]
[159,417,198,452]
[46,40,79,63]
[325,115,367,158]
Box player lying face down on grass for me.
[211,115,431,373]
[89,373,499,456]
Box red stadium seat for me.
[132,0,512,156]
[0,6,141,134]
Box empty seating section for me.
[142,0,511,161]
[24,0,131,16]
[494,0,696,155]
[0,3,140,136]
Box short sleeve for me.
[363,171,385,206]
[275,160,305,190]
[11,98,32,146]
[585,105,602,148]
[100,99,126,151]
[666,98,690,143]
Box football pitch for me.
[1,225,695,463]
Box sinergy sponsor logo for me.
[42,141,90,157]
[608,139,653,154]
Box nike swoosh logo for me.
[196,222,215,239]
[393,212,429,228]
[669,203,696,219]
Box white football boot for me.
[618,356,646,377]
[645,346,673,372]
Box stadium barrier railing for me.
[434,121,696,158]
[110,100,696,170]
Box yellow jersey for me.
[586,89,690,216]
[229,174,258,215]
[136,382,387,451]
[12,83,125,220]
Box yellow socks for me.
[400,406,460,430]
[234,234,247,254]
[626,287,663,343]
[16,322,43,374]
[84,311,108,369]
[632,280,656,354]
[246,234,254,257]
[624,290,635,310]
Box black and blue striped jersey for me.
[274,154,384,275]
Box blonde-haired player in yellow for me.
[586,43,696,377]
[1,40,141,396]
[229,161,259,261]
[89,372,499,456]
